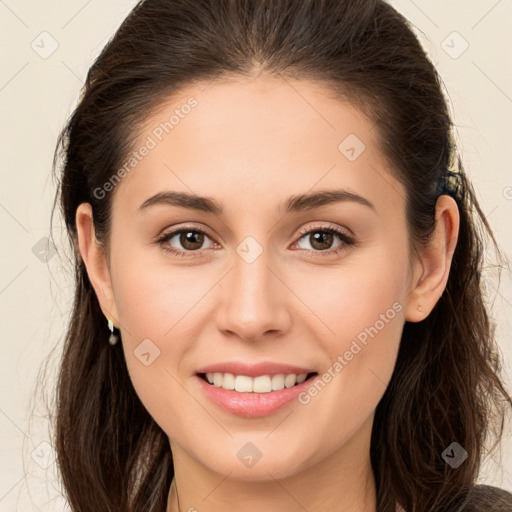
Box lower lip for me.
[195,374,318,418]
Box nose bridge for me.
[234,241,272,302]
[232,238,277,313]
[217,234,290,340]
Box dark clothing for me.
[458,484,512,511]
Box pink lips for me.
[194,360,318,417]
[195,375,317,417]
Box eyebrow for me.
[137,189,375,215]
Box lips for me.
[195,361,315,377]
[195,370,320,417]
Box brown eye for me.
[293,225,356,257]
[306,231,335,251]
[178,230,205,251]
[157,227,216,256]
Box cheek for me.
[109,246,221,428]
[295,249,407,412]
[109,239,205,343]
[295,247,407,340]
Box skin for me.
[76,75,459,512]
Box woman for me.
[51,0,512,510]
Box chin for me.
[192,438,314,482]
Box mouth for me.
[195,370,320,417]
[197,371,319,393]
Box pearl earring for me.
[107,318,119,346]
[418,305,423,313]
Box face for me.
[84,76,421,481]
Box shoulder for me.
[457,484,512,511]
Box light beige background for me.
[1,0,511,510]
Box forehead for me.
[111,76,404,220]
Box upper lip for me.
[196,361,316,378]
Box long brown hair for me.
[50,1,512,510]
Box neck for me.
[166,420,377,512]
[168,463,376,512]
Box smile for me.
[200,372,317,392]
[195,372,319,417]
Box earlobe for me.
[404,195,460,322]
[75,203,119,324]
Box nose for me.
[216,245,292,342]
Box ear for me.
[404,195,460,322]
[75,203,119,326]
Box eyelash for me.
[155,224,356,259]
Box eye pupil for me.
[310,231,333,250]
[181,231,204,250]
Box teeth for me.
[204,372,309,392]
